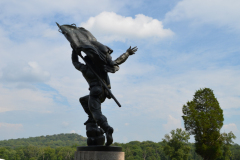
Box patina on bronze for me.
[57,22,137,146]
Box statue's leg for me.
[80,95,105,145]
[89,85,114,146]
[79,95,95,125]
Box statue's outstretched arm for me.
[104,46,137,73]
[114,46,138,65]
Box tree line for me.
[0,140,240,160]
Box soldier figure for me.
[56,23,137,146]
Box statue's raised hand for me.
[127,46,138,55]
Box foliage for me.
[162,128,191,160]
[0,145,76,160]
[0,133,87,149]
[182,88,224,160]
[230,143,240,160]
[217,131,236,160]
[0,133,239,160]
[188,143,204,160]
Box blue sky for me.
[0,0,240,144]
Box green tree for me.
[23,145,39,159]
[0,147,9,160]
[218,131,236,160]
[7,149,17,160]
[43,147,56,160]
[162,128,190,160]
[15,148,24,160]
[230,144,240,160]
[56,146,75,160]
[182,88,224,160]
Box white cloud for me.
[0,61,50,83]
[70,130,76,133]
[165,0,240,30]
[125,123,129,126]
[0,84,65,113]
[163,115,182,132]
[81,12,174,42]
[62,121,69,128]
[0,122,23,129]
[222,123,239,134]
[70,130,81,134]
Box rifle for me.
[78,52,121,107]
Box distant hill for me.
[0,133,87,149]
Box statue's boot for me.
[100,122,114,146]
[105,126,114,146]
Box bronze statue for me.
[57,23,137,146]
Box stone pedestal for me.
[74,146,124,160]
